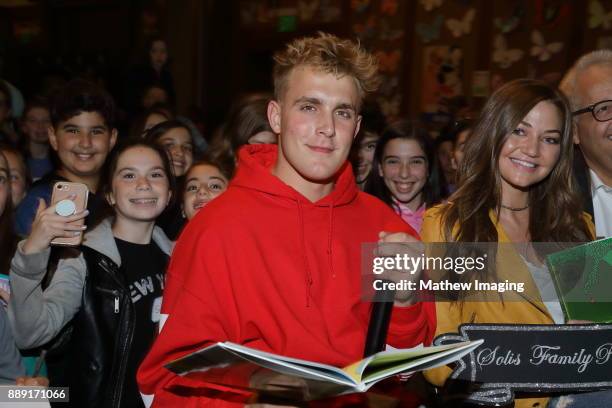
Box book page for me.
[361,340,483,384]
[342,340,478,383]
[222,343,357,387]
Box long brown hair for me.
[441,79,592,243]
[90,139,177,229]
[0,152,16,275]
[365,120,444,209]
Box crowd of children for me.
[0,32,610,408]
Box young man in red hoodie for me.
[138,32,435,407]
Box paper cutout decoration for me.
[446,8,475,38]
[380,0,399,15]
[530,30,563,62]
[494,4,525,34]
[589,0,612,30]
[420,0,443,12]
[298,0,319,21]
[416,15,443,43]
[492,34,524,69]
[375,50,401,73]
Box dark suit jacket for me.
[573,147,594,219]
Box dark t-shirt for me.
[115,238,168,408]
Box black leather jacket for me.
[58,247,135,408]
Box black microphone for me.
[363,280,395,357]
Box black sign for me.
[434,324,612,406]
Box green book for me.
[547,237,612,323]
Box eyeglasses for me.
[572,99,612,122]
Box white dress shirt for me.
[591,169,612,238]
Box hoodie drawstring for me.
[327,204,335,279]
[297,200,313,307]
[297,201,336,307]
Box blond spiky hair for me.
[272,32,380,108]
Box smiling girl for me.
[365,120,444,233]
[181,159,229,221]
[8,139,175,407]
[145,120,196,239]
[145,120,194,178]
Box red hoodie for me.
[138,145,436,407]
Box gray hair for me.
[559,49,612,110]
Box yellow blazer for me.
[421,205,595,408]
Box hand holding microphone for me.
[364,231,424,357]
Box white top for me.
[591,169,612,239]
[522,256,565,325]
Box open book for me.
[165,339,483,401]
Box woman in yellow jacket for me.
[421,79,595,408]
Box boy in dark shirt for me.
[15,79,117,236]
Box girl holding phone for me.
[8,139,175,407]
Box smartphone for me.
[50,181,89,246]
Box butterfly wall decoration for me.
[446,8,475,38]
[530,30,563,62]
[492,34,524,69]
[589,0,612,30]
[494,4,525,34]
